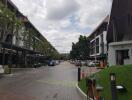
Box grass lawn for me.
[78,65,132,100]
[78,78,87,94]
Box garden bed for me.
[78,65,132,100]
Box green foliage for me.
[70,35,90,60]
[78,78,87,93]
[78,65,132,100]
[0,1,15,22]
[0,1,22,34]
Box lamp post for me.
[110,73,118,100]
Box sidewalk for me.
[80,66,101,78]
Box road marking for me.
[36,79,77,88]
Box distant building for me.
[107,0,132,66]
[88,15,109,67]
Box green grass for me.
[78,79,87,94]
[78,65,132,100]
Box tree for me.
[70,35,90,60]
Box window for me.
[96,38,99,53]
[96,38,99,45]
[96,46,99,53]
[101,34,103,42]
[90,41,95,55]
[100,34,104,54]
[123,50,129,59]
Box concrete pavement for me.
[0,61,83,100]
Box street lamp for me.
[110,73,118,100]
[110,73,116,81]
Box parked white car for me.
[81,61,86,66]
[88,61,100,67]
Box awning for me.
[1,42,44,54]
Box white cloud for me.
[46,0,79,20]
[42,30,82,53]
[11,0,112,53]
[77,0,112,29]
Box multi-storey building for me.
[89,15,109,67]
[107,0,132,66]
[0,0,58,68]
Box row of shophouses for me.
[89,0,132,67]
[0,0,58,68]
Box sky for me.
[11,0,112,53]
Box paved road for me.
[0,61,83,100]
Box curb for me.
[76,83,93,100]
[76,83,87,100]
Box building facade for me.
[0,0,58,69]
[107,0,132,66]
[89,16,109,67]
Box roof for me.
[1,42,44,54]
[7,0,18,10]
[88,15,109,38]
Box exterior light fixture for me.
[110,73,116,81]
[110,73,118,100]
[116,85,126,93]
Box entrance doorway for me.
[116,50,129,65]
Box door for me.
[116,50,124,65]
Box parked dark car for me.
[48,60,56,66]
[75,60,82,66]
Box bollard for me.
[78,67,81,82]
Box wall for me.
[103,31,107,54]
[108,41,132,66]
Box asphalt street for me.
[0,61,83,100]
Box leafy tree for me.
[70,35,90,60]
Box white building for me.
[108,41,132,66]
[88,15,109,68]
[107,0,132,66]
[90,31,107,57]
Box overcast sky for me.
[11,0,112,53]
